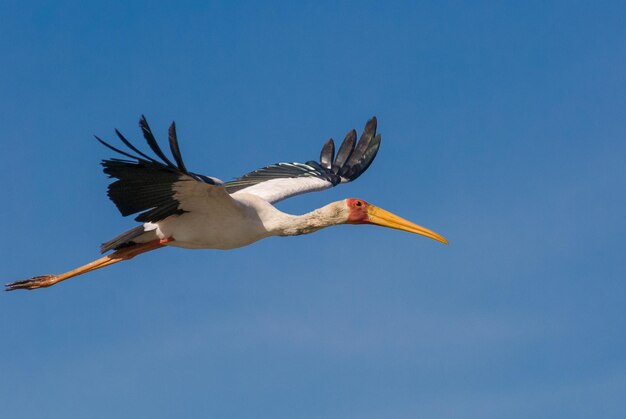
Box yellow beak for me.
[367,205,448,244]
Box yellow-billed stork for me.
[6,116,447,291]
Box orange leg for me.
[5,238,173,291]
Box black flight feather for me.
[332,129,356,174]
[345,117,377,169]
[99,116,215,223]
[139,115,176,168]
[340,117,380,181]
[95,136,142,161]
[320,138,335,170]
[168,122,187,172]
[115,129,158,163]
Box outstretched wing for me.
[97,116,238,224]
[225,117,381,203]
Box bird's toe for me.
[5,275,57,291]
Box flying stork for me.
[6,116,447,291]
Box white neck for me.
[266,201,349,236]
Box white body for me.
[136,190,349,250]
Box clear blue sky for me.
[1,1,625,418]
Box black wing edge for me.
[335,116,381,182]
[97,116,217,223]
[315,116,381,183]
[316,116,381,183]
[223,116,381,193]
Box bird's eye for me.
[356,201,362,207]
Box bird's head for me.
[344,198,448,244]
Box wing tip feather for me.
[331,117,380,182]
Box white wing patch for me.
[173,177,243,214]
[231,177,333,203]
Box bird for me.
[6,116,447,291]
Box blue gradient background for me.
[1,1,625,418]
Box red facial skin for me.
[346,198,370,224]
